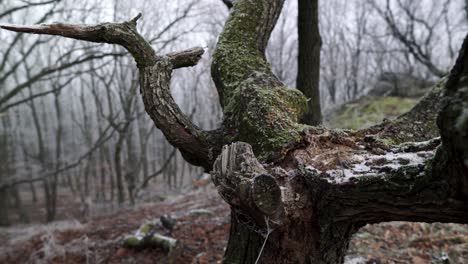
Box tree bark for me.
[297,0,323,125]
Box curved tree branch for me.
[0,14,220,170]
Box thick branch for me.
[211,0,286,107]
[211,0,308,157]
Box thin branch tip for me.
[130,13,143,25]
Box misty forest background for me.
[0,0,467,227]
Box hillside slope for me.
[1,186,467,263]
[326,96,418,130]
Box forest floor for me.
[0,185,467,264]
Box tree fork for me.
[2,1,468,263]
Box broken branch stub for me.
[212,142,283,224]
[251,174,282,216]
[166,47,205,69]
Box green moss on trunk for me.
[223,80,307,157]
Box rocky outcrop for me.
[369,72,435,97]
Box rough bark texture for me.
[2,1,468,263]
[297,0,323,126]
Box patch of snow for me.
[305,150,434,184]
[353,163,371,173]
[344,256,367,264]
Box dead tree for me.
[2,0,468,263]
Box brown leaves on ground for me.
[1,188,467,264]
[348,222,468,263]
[0,189,229,264]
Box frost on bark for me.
[2,0,468,263]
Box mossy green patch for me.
[224,82,307,157]
[139,223,154,234]
[326,96,418,130]
[212,0,272,107]
[123,237,141,247]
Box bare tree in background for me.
[0,128,12,226]
[0,0,207,222]
[368,0,453,78]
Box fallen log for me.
[123,223,177,252]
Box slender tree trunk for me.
[27,86,54,222]
[465,0,468,24]
[83,158,91,197]
[137,108,151,186]
[46,89,64,222]
[108,146,115,202]
[10,186,29,223]
[114,134,126,205]
[66,170,75,194]
[17,112,38,203]
[80,90,93,198]
[98,149,107,202]
[0,130,11,226]
[297,0,322,125]
[0,188,10,226]
[125,132,137,205]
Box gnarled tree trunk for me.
[2,0,468,263]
